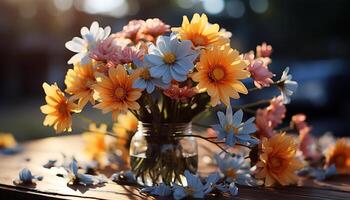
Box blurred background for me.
[0,0,349,141]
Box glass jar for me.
[129,122,198,186]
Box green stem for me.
[174,134,235,156]
[192,123,212,129]
[77,114,97,124]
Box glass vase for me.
[129,122,198,186]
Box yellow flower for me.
[112,111,138,146]
[65,61,96,109]
[40,83,80,133]
[192,45,250,106]
[0,133,17,148]
[83,123,108,163]
[255,133,304,187]
[172,13,229,47]
[93,65,142,121]
[326,138,350,174]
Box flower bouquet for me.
[39,13,350,199]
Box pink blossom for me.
[121,20,145,40]
[255,97,286,139]
[243,51,274,88]
[142,18,170,36]
[89,36,120,64]
[256,108,274,138]
[266,96,286,128]
[247,59,274,88]
[118,45,145,64]
[292,114,309,131]
[163,84,197,103]
[256,42,272,58]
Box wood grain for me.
[0,135,349,199]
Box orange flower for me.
[171,13,228,47]
[83,123,108,163]
[65,61,96,109]
[40,83,80,133]
[0,133,17,148]
[192,45,250,106]
[112,111,138,147]
[256,133,304,186]
[326,138,350,174]
[93,65,142,120]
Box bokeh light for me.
[226,0,245,18]
[202,0,225,15]
[249,0,269,14]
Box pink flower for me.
[256,42,272,58]
[142,18,170,36]
[266,96,286,128]
[247,59,274,88]
[256,108,274,138]
[121,20,145,40]
[163,84,197,103]
[89,37,120,64]
[118,45,145,64]
[292,114,309,131]
[243,51,274,88]
[255,97,286,139]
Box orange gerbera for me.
[40,83,80,133]
[113,111,138,146]
[256,133,304,187]
[171,13,228,48]
[192,45,250,106]
[326,138,350,174]
[93,65,142,120]
[83,123,108,163]
[65,61,96,109]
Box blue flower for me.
[203,172,221,194]
[278,67,298,104]
[215,182,239,196]
[141,183,172,196]
[215,153,259,186]
[145,33,198,83]
[212,105,259,147]
[132,60,170,93]
[13,168,43,185]
[297,165,337,181]
[173,170,204,200]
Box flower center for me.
[270,157,282,169]
[114,87,126,100]
[185,186,196,195]
[225,124,239,135]
[226,168,237,179]
[57,102,69,116]
[210,66,225,81]
[192,35,207,46]
[163,52,176,64]
[140,68,151,80]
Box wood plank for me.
[0,135,349,199]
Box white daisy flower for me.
[65,21,111,64]
[278,67,298,104]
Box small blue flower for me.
[145,33,198,83]
[212,105,259,147]
[172,170,205,200]
[278,67,298,104]
[66,160,107,186]
[215,153,258,186]
[141,183,172,196]
[132,60,170,93]
[203,172,221,194]
[14,168,43,185]
[111,170,136,184]
[215,182,239,196]
[298,165,337,181]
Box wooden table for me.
[0,135,349,199]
